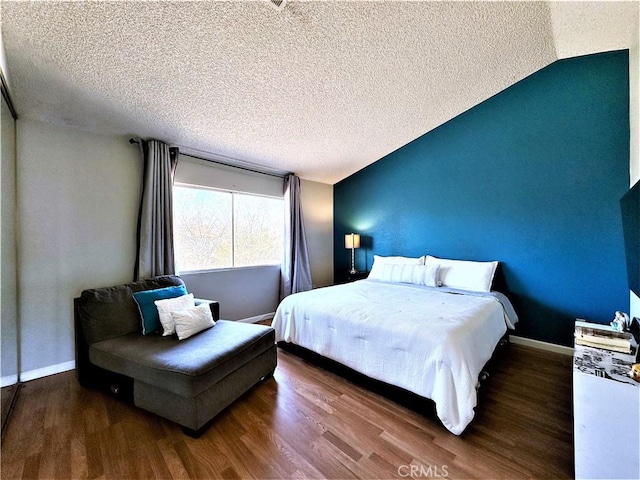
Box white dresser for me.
[573,343,640,479]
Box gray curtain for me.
[134,139,179,281]
[280,174,312,299]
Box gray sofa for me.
[74,275,277,435]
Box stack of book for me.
[575,320,635,354]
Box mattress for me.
[272,279,518,434]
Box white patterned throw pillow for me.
[171,302,216,340]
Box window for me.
[173,185,284,271]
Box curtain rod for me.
[129,138,290,179]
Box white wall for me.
[630,20,639,319]
[16,119,140,378]
[301,179,333,288]
[181,266,280,321]
[1,93,18,386]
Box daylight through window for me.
[173,185,284,271]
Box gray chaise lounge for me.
[74,275,277,435]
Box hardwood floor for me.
[1,343,573,479]
[1,384,21,437]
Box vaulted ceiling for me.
[1,1,638,184]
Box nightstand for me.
[335,271,369,284]
[346,271,369,282]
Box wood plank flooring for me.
[1,343,573,479]
[1,384,21,437]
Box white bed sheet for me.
[272,279,516,435]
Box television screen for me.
[620,180,640,297]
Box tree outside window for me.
[173,185,284,271]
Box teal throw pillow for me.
[133,285,188,335]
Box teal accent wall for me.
[334,51,630,347]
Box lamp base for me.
[349,246,357,276]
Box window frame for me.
[173,182,285,273]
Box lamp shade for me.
[345,233,360,249]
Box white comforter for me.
[272,279,517,435]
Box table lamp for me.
[345,233,361,274]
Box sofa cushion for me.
[89,320,275,398]
[133,284,188,335]
[76,276,184,344]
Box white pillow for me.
[171,302,216,340]
[424,255,498,292]
[381,264,439,287]
[423,264,439,287]
[154,293,195,336]
[368,255,425,280]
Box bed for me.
[272,257,518,435]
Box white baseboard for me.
[0,374,19,388]
[509,335,574,356]
[236,313,275,324]
[20,360,76,382]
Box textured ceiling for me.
[1,1,638,184]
